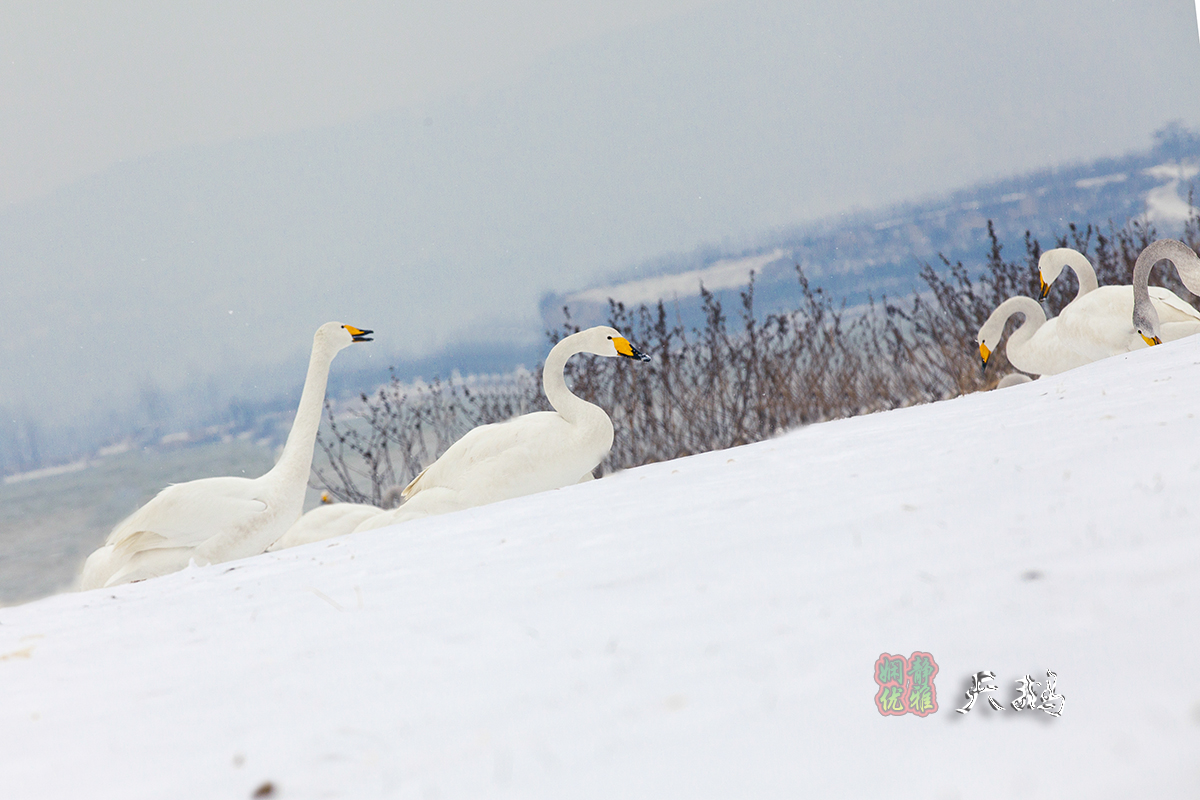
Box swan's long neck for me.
[543,333,601,426]
[1066,255,1098,299]
[1134,239,1200,300]
[1132,253,1153,312]
[1000,296,1046,355]
[268,341,337,490]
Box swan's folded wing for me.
[112,530,171,556]
[104,477,269,551]
[403,414,564,497]
[1148,287,1200,322]
[106,547,197,587]
[400,467,430,501]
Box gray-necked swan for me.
[1130,239,1200,348]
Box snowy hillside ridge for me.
[542,130,1200,330]
[7,132,1197,480]
[564,249,788,308]
[2,337,1200,797]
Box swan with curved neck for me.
[352,326,650,534]
[977,296,1091,376]
[78,321,373,589]
[1038,248,1099,302]
[1131,239,1200,346]
[1051,239,1200,359]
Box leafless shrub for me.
[314,214,1200,499]
[311,371,544,504]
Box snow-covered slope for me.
[2,336,1200,799]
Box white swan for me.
[353,326,650,533]
[266,501,384,550]
[78,322,373,589]
[977,296,1091,376]
[996,373,1034,389]
[1131,239,1200,346]
[1037,248,1099,302]
[1055,240,1200,359]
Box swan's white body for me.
[266,501,384,550]
[78,322,372,589]
[353,327,649,533]
[1036,243,1200,358]
[1055,287,1200,359]
[977,297,1091,376]
[1130,239,1200,346]
[996,373,1034,389]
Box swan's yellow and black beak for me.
[613,336,651,362]
[1141,333,1162,347]
[1038,276,1051,301]
[979,342,991,374]
[344,325,374,342]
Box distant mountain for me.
[3,0,1199,451]
[543,125,1200,332]
[4,128,1199,476]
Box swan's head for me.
[1037,249,1082,301]
[976,312,1006,373]
[976,297,1043,373]
[587,326,651,361]
[1131,295,1162,347]
[315,321,374,353]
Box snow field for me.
[2,336,1200,798]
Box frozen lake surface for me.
[0,441,277,604]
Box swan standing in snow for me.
[267,501,384,550]
[977,296,1091,376]
[1130,239,1200,346]
[78,322,373,589]
[353,326,650,533]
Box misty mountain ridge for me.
[4,126,1197,478]
[3,0,1199,474]
[543,125,1200,332]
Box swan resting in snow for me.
[996,373,1034,389]
[977,296,1091,376]
[353,326,650,534]
[1045,240,1200,359]
[1130,239,1200,347]
[267,501,385,551]
[78,322,373,589]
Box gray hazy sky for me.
[0,1,719,209]
[1,0,1199,437]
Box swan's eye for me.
[607,336,612,339]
